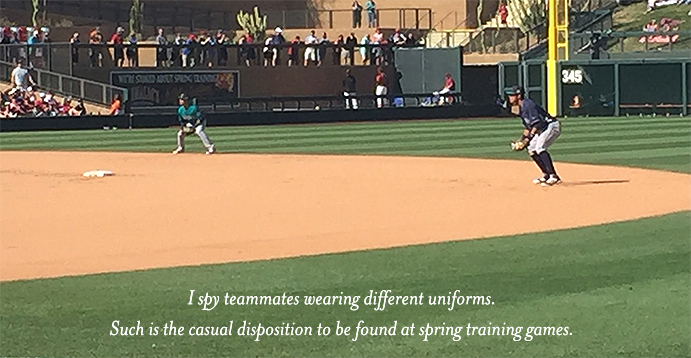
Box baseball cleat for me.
[533,175,548,184]
[542,175,562,186]
[205,145,216,155]
[172,147,184,154]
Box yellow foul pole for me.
[547,0,569,116]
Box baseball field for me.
[0,115,689,357]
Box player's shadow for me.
[562,179,630,187]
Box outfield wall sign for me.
[110,70,239,105]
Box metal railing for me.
[0,42,73,75]
[0,60,128,106]
[127,93,464,115]
[430,19,472,48]
[0,42,424,72]
[432,11,461,31]
[463,3,615,55]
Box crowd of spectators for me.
[0,87,87,118]
[641,17,684,43]
[72,26,420,69]
[0,60,91,118]
[0,26,51,44]
[243,27,419,68]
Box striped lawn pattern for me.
[1,116,689,173]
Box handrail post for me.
[282,10,286,29]
[305,11,309,28]
[329,10,334,29]
[514,30,519,52]
[416,9,420,30]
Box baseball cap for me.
[178,93,189,101]
[506,85,523,96]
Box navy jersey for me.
[520,98,555,132]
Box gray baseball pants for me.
[527,121,561,155]
[177,121,214,151]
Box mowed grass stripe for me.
[558,148,691,161]
[3,115,683,142]
[0,117,686,143]
[2,124,687,151]
[1,116,689,172]
[0,133,686,156]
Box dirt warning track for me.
[1,151,689,281]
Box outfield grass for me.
[1,116,690,173]
[0,212,688,357]
[1,116,689,357]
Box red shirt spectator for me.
[443,73,456,91]
[375,71,387,86]
[110,32,124,45]
[498,3,508,26]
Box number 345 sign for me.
[561,68,584,84]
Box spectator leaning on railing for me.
[360,33,371,65]
[288,35,302,67]
[334,34,345,66]
[238,32,256,67]
[127,32,138,67]
[70,32,80,64]
[216,30,230,67]
[156,28,168,67]
[89,27,104,67]
[304,30,318,66]
[109,27,126,67]
[173,33,184,67]
[317,32,329,66]
[345,33,358,66]
[272,28,286,67]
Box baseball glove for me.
[181,123,195,135]
[510,139,527,151]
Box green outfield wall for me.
[499,58,691,116]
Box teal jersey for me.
[177,104,203,125]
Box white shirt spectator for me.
[11,65,33,89]
[304,31,318,64]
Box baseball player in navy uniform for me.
[506,85,562,186]
[173,93,216,155]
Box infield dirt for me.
[1,151,689,281]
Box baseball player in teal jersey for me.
[173,93,216,155]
